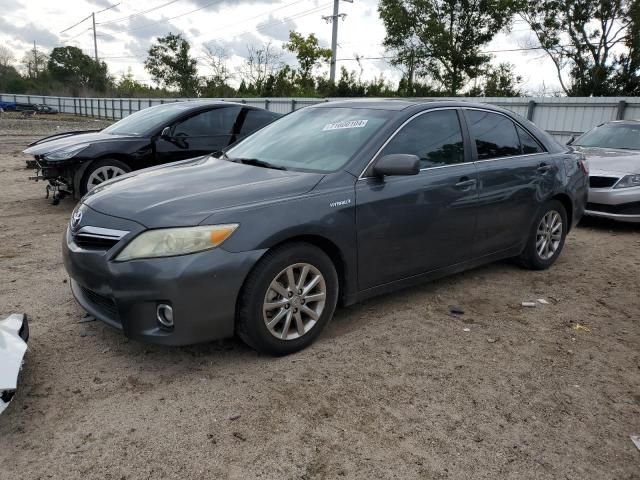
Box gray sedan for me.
[573,121,640,222]
[63,100,587,355]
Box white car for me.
[0,314,28,414]
[573,120,640,223]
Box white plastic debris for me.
[463,328,471,332]
[0,314,28,415]
[521,302,537,308]
[631,434,640,451]
[537,298,550,305]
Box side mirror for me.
[373,154,420,178]
[567,135,576,145]
[160,126,172,139]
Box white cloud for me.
[0,0,564,93]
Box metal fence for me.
[3,93,640,143]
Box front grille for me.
[73,233,119,250]
[589,176,619,188]
[586,201,640,215]
[80,286,120,321]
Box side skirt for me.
[344,245,523,306]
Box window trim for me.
[462,107,547,160]
[358,106,548,180]
[358,107,465,179]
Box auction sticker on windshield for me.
[323,120,368,131]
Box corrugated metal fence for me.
[3,93,639,143]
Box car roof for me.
[311,98,518,113]
[151,100,252,111]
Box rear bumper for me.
[63,216,266,346]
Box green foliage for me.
[48,46,110,94]
[285,32,332,89]
[519,0,636,96]
[482,62,522,96]
[144,33,199,96]
[379,0,516,95]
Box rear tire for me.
[237,242,339,356]
[80,159,131,195]
[517,199,567,270]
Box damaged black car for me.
[23,100,280,203]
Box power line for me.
[97,0,181,26]
[59,3,120,34]
[116,0,225,33]
[60,14,93,34]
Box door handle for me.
[454,177,477,189]
[537,163,552,173]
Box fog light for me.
[156,304,174,328]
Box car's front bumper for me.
[586,184,640,223]
[62,211,266,346]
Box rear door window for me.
[465,110,521,160]
[380,109,465,169]
[239,109,279,136]
[517,125,544,154]
[173,106,241,137]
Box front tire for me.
[80,159,131,195]
[237,242,339,356]
[517,199,568,270]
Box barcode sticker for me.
[323,120,368,131]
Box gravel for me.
[0,116,639,479]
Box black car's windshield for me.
[574,123,640,150]
[225,107,393,172]
[102,103,182,136]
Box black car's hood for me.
[574,146,640,174]
[83,156,325,228]
[23,131,137,155]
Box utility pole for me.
[323,0,353,83]
[92,12,98,63]
[33,41,39,76]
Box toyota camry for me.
[63,100,588,355]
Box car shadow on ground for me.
[578,215,640,232]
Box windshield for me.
[225,107,393,172]
[574,123,640,150]
[102,103,182,136]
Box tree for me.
[48,46,109,92]
[201,44,235,97]
[285,31,332,89]
[21,46,48,79]
[613,0,640,94]
[379,0,516,95]
[238,41,282,93]
[482,62,522,96]
[0,46,14,67]
[518,0,634,96]
[145,33,199,96]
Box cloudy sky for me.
[1,0,564,94]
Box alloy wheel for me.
[262,263,327,340]
[536,210,562,260]
[87,165,126,190]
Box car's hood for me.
[83,156,325,228]
[23,131,136,155]
[575,146,640,174]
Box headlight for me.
[614,174,640,189]
[44,143,89,161]
[115,224,239,261]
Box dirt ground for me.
[0,114,639,480]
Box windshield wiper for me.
[227,157,287,170]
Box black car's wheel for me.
[517,199,568,270]
[80,159,131,195]
[237,242,339,356]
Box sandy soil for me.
[0,115,639,479]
